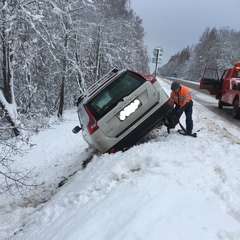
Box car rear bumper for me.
[107,100,172,153]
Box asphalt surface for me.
[162,77,240,128]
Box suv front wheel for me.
[218,98,223,109]
[233,99,240,119]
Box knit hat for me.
[171,81,180,90]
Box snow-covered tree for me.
[0,0,23,136]
[161,27,240,81]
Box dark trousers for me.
[184,104,193,132]
[175,103,193,133]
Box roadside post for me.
[152,47,163,77]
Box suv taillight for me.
[150,77,157,84]
[84,104,99,134]
[143,74,157,83]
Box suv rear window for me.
[87,71,146,120]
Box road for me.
[162,77,240,128]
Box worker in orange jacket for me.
[168,81,193,134]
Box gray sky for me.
[131,0,240,72]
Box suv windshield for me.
[87,71,146,120]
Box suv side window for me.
[87,71,146,120]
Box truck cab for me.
[200,62,240,119]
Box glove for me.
[164,109,180,129]
[176,108,183,116]
[177,100,193,115]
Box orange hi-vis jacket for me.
[170,85,192,108]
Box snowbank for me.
[1,78,240,240]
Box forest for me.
[160,27,240,82]
[0,0,149,194]
[0,0,149,137]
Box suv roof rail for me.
[78,68,119,104]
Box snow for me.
[1,78,240,240]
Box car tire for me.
[233,99,240,119]
[218,96,223,109]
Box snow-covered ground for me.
[1,78,240,240]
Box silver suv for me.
[72,68,172,153]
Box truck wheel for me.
[218,98,223,109]
[233,99,240,119]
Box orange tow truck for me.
[200,62,240,119]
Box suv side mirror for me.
[72,126,82,134]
